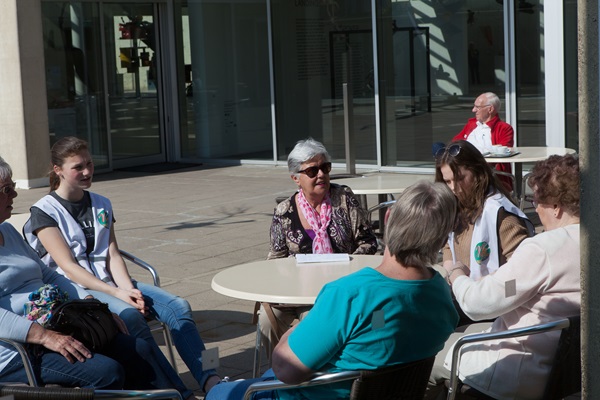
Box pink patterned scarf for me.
[296,189,333,254]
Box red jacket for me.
[453,115,515,189]
[453,115,514,146]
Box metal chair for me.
[0,386,183,399]
[0,338,183,399]
[119,250,178,373]
[493,170,519,204]
[366,199,396,252]
[446,315,580,400]
[243,356,435,400]
[519,172,534,210]
[8,214,178,373]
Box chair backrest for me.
[447,316,580,400]
[542,314,581,399]
[350,356,435,400]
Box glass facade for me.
[376,1,507,167]
[42,2,110,168]
[271,1,376,164]
[515,0,546,147]
[178,1,272,160]
[103,3,163,162]
[40,0,577,171]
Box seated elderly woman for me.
[268,138,377,258]
[207,181,459,400]
[0,156,193,398]
[427,154,581,400]
[260,138,377,355]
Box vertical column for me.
[0,0,51,187]
[579,0,600,398]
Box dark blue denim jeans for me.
[0,333,191,398]
[206,369,279,400]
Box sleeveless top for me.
[24,192,116,287]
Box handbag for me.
[45,298,119,353]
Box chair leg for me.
[253,320,262,378]
[161,323,178,374]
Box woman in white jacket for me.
[428,153,581,400]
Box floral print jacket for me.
[267,184,378,259]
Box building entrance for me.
[42,2,166,170]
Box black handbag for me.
[45,298,119,353]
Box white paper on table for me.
[296,253,350,264]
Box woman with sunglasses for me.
[427,153,580,400]
[435,140,533,287]
[23,137,223,395]
[261,138,377,355]
[268,138,376,258]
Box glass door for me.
[42,2,110,169]
[103,3,165,167]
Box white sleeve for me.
[452,239,550,320]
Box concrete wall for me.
[0,0,50,188]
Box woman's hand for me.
[444,261,470,284]
[114,288,147,314]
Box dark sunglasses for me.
[0,181,16,195]
[298,162,332,178]
[435,144,461,159]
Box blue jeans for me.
[105,333,192,396]
[90,280,216,391]
[206,370,278,400]
[0,333,190,396]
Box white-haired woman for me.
[262,138,377,355]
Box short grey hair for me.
[483,92,501,112]
[0,156,13,182]
[287,138,331,175]
[385,181,457,268]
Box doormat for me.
[116,162,201,174]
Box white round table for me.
[484,146,576,200]
[333,173,432,196]
[212,254,383,377]
[484,146,576,164]
[211,254,383,305]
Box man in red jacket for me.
[452,92,514,189]
[453,92,513,151]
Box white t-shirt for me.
[466,121,493,152]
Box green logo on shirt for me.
[97,210,109,228]
[474,241,490,264]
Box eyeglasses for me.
[531,200,540,208]
[435,144,461,160]
[474,104,491,110]
[0,181,16,195]
[298,162,332,178]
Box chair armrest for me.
[0,386,182,399]
[447,318,570,400]
[367,200,396,223]
[520,172,533,210]
[95,388,183,399]
[243,371,361,400]
[120,250,161,287]
[0,338,38,387]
